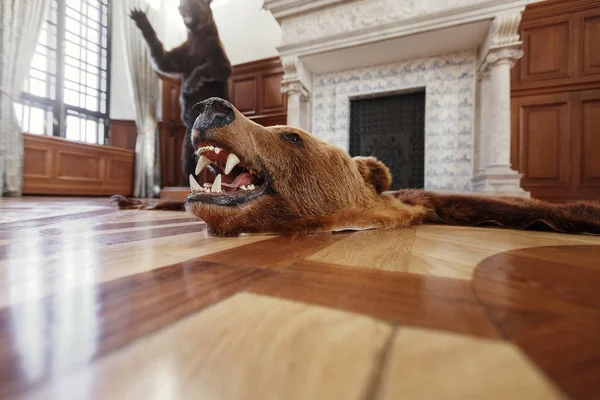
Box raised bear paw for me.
[129,7,151,30]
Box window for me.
[14,0,111,145]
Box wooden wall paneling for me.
[162,75,183,125]
[520,18,572,83]
[159,75,188,188]
[516,93,572,197]
[109,120,137,151]
[23,143,52,179]
[159,122,186,188]
[512,1,600,95]
[579,89,600,196]
[22,134,134,196]
[511,0,600,201]
[510,99,520,171]
[582,13,600,76]
[262,72,286,113]
[232,77,258,115]
[229,56,287,126]
[252,114,288,127]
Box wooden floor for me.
[1,197,599,400]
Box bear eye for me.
[281,132,303,147]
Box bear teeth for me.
[189,174,209,193]
[195,156,210,175]
[195,146,222,155]
[211,174,222,193]
[224,153,240,175]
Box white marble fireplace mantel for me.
[264,0,544,195]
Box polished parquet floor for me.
[1,197,599,399]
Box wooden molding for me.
[231,56,283,75]
[159,186,190,201]
[511,80,600,97]
[522,0,600,20]
[110,119,137,151]
[23,134,134,196]
[250,113,288,127]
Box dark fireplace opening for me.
[349,91,425,191]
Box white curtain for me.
[0,0,50,196]
[118,0,161,198]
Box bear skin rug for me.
[113,97,600,237]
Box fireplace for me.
[311,52,476,192]
[265,0,535,197]
[349,91,425,190]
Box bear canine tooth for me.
[211,174,222,193]
[195,155,210,175]
[224,153,240,175]
[189,174,203,193]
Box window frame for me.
[17,0,113,145]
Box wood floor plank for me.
[0,223,208,261]
[2,198,600,399]
[405,225,600,280]
[0,232,272,307]
[0,261,273,399]
[20,293,393,400]
[378,327,565,399]
[248,260,500,338]
[0,208,117,231]
[308,228,415,272]
[199,233,345,270]
[473,245,600,400]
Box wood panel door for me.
[512,89,600,201]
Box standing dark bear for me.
[130,0,232,182]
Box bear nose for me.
[192,97,235,136]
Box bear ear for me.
[191,102,205,113]
[353,156,392,194]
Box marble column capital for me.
[281,80,310,101]
[484,45,524,69]
[280,55,312,100]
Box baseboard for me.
[160,186,190,201]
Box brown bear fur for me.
[113,98,600,237]
[130,0,232,180]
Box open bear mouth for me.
[187,142,268,206]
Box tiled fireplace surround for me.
[264,0,542,195]
[313,52,475,191]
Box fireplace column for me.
[281,56,312,131]
[474,70,491,176]
[472,11,529,197]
